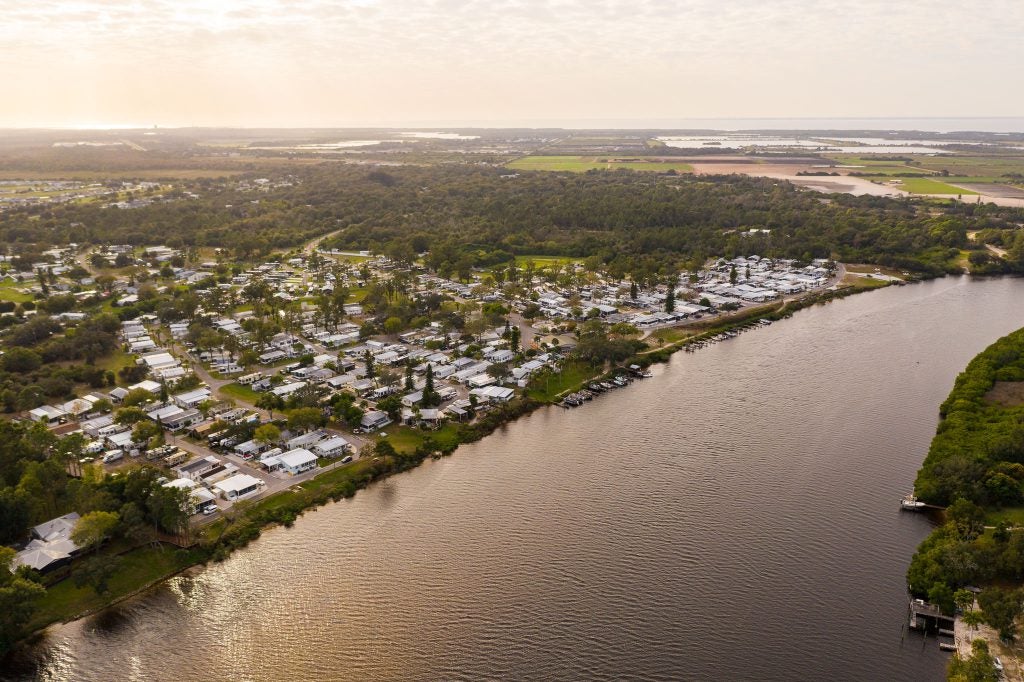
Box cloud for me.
[0,0,1022,126]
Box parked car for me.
[341,455,353,464]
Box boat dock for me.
[908,599,955,633]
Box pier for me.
[908,599,955,633]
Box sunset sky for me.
[2,0,1022,128]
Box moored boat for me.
[901,493,926,511]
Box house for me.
[312,436,349,458]
[259,349,288,364]
[285,429,327,451]
[80,414,114,437]
[129,380,163,395]
[173,388,212,409]
[174,455,222,482]
[163,478,216,514]
[466,373,496,388]
[105,430,135,451]
[471,385,515,403]
[61,396,97,418]
[360,410,391,431]
[278,448,318,475]
[258,448,285,472]
[234,439,267,459]
[402,407,443,425]
[28,405,67,424]
[270,381,308,398]
[13,512,81,573]
[213,473,264,501]
[163,408,202,431]
[489,349,515,364]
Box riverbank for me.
[909,324,1024,677]
[9,274,905,651]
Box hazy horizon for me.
[5,117,1024,134]
[2,1,1023,129]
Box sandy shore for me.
[954,611,1024,681]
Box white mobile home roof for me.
[215,473,263,495]
[279,448,318,469]
[313,436,349,453]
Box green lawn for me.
[220,382,260,404]
[507,155,692,173]
[94,348,135,383]
[0,279,34,303]
[985,507,1024,528]
[650,327,693,345]
[526,361,602,402]
[379,423,462,454]
[28,545,201,631]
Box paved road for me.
[302,228,343,256]
[75,246,98,276]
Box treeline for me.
[322,168,983,280]
[915,328,1024,506]
[908,327,1024,627]
[5,164,1024,280]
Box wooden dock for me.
[908,599,955,633]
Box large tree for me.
[71,510,120,553]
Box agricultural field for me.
[507,155,692,173]
[886,178,979,195]
[910,153,1024,178]
[826,155,933,176]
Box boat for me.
[901,494,927,511]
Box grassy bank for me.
[26,545,203,634]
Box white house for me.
[28,405,66,424]
[278,448,318,475]
[214,473,264,501]
[360,410,391,431]
[173,388,212,409]
[312,436,349,458]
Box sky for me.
[1,0,1022,129]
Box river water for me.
[6,276,1024,681]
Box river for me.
[6,276,1024,681]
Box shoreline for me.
[7,274,910,652]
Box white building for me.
[278,448,318,475]
[213,473,265,501]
